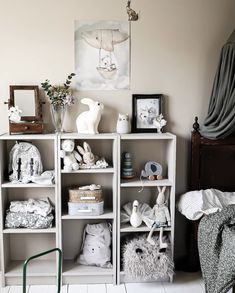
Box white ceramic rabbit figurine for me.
[77,142,96,166]
[147,186,171,247]
[130,200,142,228]
[76,98,104,134]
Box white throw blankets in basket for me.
[5,198,54,229]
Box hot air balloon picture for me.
[75,21,130,90]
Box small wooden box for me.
[9,122,43,134]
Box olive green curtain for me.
[200,30,235,139]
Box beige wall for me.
[0,0,235,260]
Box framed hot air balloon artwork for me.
[75,20,130,90]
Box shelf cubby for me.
[117,133,176,284]
[0,133,59,286]
[61,219,115,284]
[3,233,57,285]
[58,133,117,285]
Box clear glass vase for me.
[50,104,66,133]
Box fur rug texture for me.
[122,235,174,281]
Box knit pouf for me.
[122,235,174,281]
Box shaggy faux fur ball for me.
[122,235,174,281]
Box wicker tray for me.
[68,187,103,203]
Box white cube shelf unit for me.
[58,133,118,285]
[0,132,176,286]
[0,134,59,286]
[117,133,176,284]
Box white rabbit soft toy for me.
[60,139,82,172]
[147,186,171,248]
[76,98,104,134]
[77,142,96,166]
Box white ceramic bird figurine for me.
[130,200,142,228]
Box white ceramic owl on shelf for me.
[116,114,131,134]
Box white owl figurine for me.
[116,114,131,134]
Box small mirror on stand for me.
[6,85,44,134]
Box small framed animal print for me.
[132,94,163,133]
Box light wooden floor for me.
[0,271,212,293]
[0,272,233,293]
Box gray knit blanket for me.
[198,205,235,293]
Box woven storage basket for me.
[68,187,103,203]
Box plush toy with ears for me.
[60,139,82,172]
[147,186,171,248]
[77,142,97,166]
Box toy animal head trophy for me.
[76,98,104,134]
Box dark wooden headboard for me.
[191,117,235,192]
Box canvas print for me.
[75,20,130,90]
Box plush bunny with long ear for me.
[76,98,104,134]
[77,142,96,166]
[147,186,171,247]
[60,139,82,172]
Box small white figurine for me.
[116,113,131,134]
[76,98,104,134]
[77,142,96,166]
[130,200,142,228]
[60,139,82,172]
[79,184,101,191]
[8,106,22,123]
[153,114,167,133]
[147,186,171,247]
